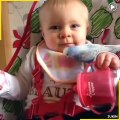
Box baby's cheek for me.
[75,37,86,45]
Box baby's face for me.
[40,0,89,52]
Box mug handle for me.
[84,62,110,72]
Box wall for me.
[0,2,32,69]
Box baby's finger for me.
[101,54,112,69]
[95,53,106,69]
[109,57,120,70]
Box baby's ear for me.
[87,21,91,34]
[40,28,44,37]
[40,28,44,40]
[87,26,91,34]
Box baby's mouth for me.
[59,43,75,47]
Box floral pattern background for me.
[8,2,33,54]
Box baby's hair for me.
[39,0,89,27]
[39,0,88,9]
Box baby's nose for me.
[59,28,71,38]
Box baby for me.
[0,0,120,119]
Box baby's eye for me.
[49,26,60,30]
[71,24,80,29]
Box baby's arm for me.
[0,47,36,100]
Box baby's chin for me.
[48,44,75,53]
[59,44,75,53]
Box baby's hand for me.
[95,52,120,70]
